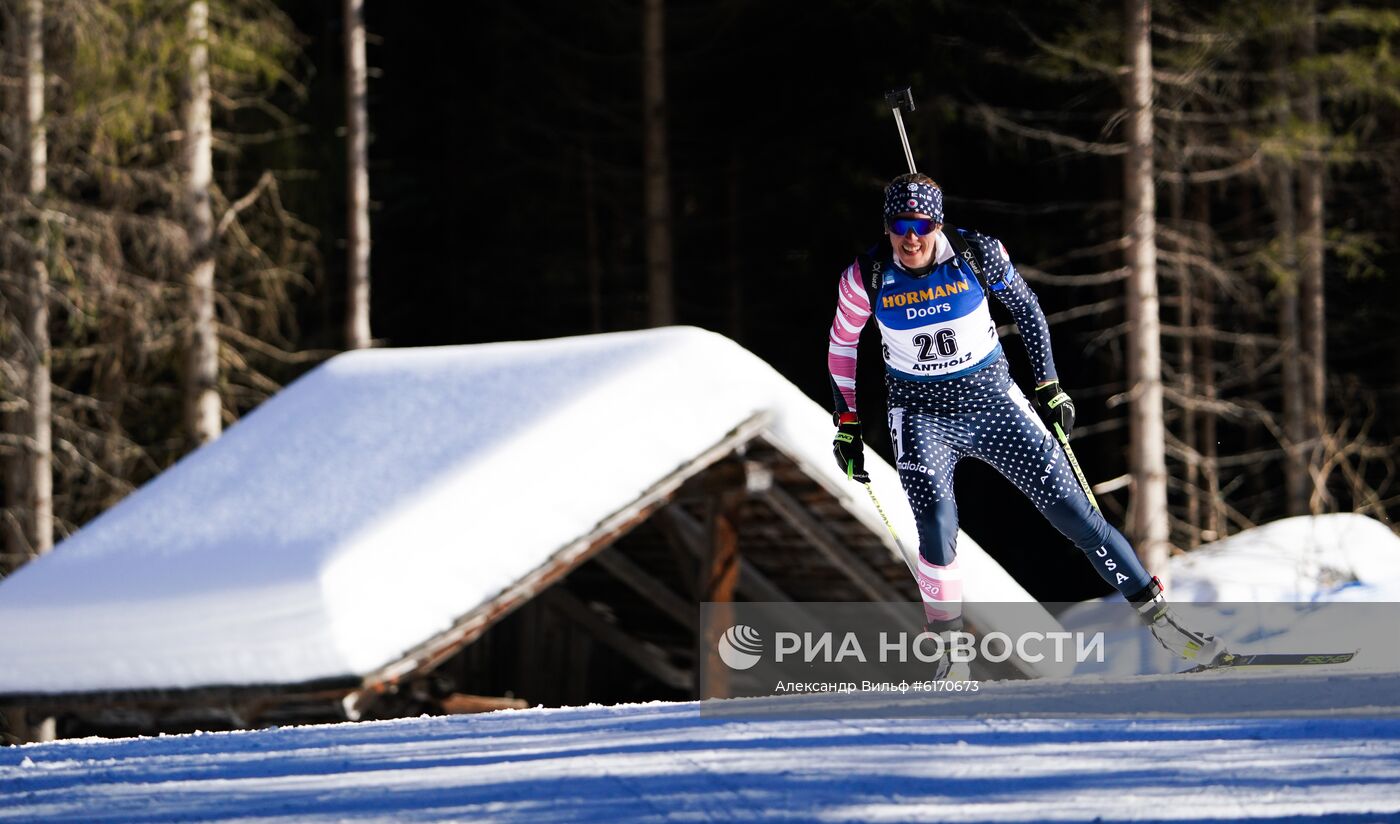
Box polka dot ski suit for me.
[827,228,1152,597]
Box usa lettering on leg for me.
[1096,545,1130,585]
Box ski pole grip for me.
[885,87,915,113]
[885,87,918,174]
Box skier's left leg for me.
[1040,482,1153,596]
[1037,497,1222,666]
[980,385,1224,663]
[974,384,1153,597]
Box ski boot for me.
[1128,577,1227,666]
[924,616,972,681]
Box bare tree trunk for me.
[2,0,23,567]
[641,0,675,327]
[1233,183,1271,525]
[1198,281,1222,541]
[1123,0,1170,581]
[1278,232,1307,515]
[1270,40,1309,516]
[22,0,44,226]
[1169,177,1199,548]
[3,0,53,568]
[183,0,220,445]
[5,0,57,745]
[1297,0,1327,513]
[343,0,371,350]
[1180,278,1199,548]
[1192,198,1223,541]
[21,0,51,560]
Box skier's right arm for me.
[828,259,871,417]
[828,259,872,482]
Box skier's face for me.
[887,213,941,270]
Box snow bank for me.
[1169,513,1400,601]
[1060,513,1400,675]
[0,327,1041,696]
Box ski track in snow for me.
[2,698,1400,823]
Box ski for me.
[1182,650,1358,673]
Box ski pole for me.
[1052,423,1100,512]
[864,481,917,577]
[884,87,918,174]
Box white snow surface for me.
[0,327,1039,696]
[1168,513,1400,602]
[3,675,1400,822]
[1060,513,1400,676]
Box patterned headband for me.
[883,181,944,224]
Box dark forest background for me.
[289,0,1400,600]
[4,0,1399,601]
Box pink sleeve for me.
[827,261,871,414]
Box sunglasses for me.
[887,217,938,236]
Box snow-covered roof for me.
[0,327,1042,697]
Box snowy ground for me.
[4,672,1399,822]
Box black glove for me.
[832,417,870,483]
[1035,380,1076,439]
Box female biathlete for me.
[827,173,1219,675]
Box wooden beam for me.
[702,479,744,698]
[657,503,794,603]
[593,547,697,631]
[664,498,855,658]
[543,588,690,691]
[704,488,743,606]
[440,693,529,714]
[759,484,911,608]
